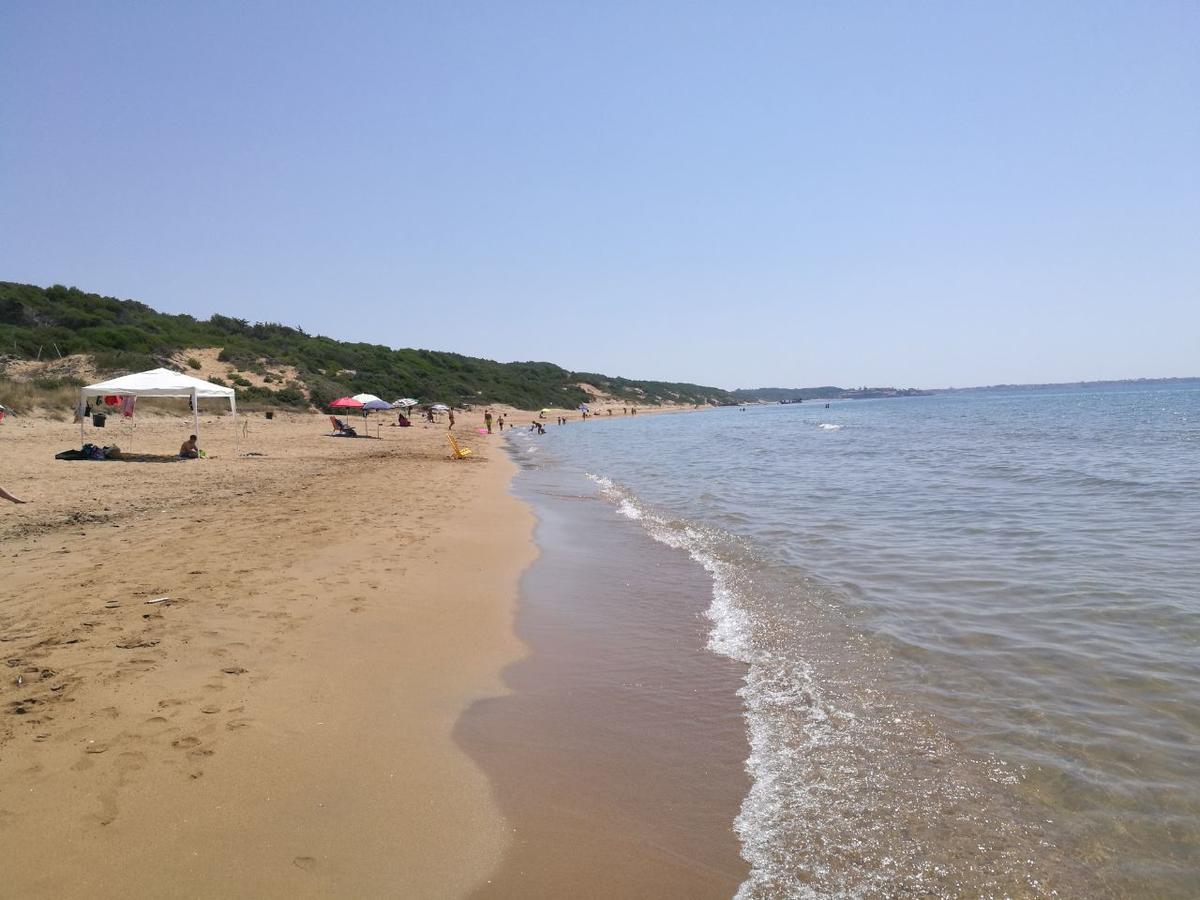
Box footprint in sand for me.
[171,736,201,750]
[225,718,253,731]
[200,705,221,715]
[221,666,248,675]
[292,856,317,870]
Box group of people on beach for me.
[2,399,652,506]
[481,410,507,433]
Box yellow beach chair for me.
[447,433,472,459]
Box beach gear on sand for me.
[447,433,472,459]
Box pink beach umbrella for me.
[329,396,365,428]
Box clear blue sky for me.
[2,2,1196,389]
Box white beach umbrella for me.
[391,398,419,409]
[351,393,385,405]
[430,403,450,412]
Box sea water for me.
[505,381,1200,898]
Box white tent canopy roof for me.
[351,393,385,405]
[84,368,237,402]
[80,368,236,442]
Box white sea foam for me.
[586,472,846,898]
[818,423,842,431]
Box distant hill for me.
[0,282,733,411]
[732,386,931,402]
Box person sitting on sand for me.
[179,435,200,459]
[0,485,26,504]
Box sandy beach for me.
[0,406,535,897]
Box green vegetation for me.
[0,282,733,410]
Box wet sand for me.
[0,409,532,897]
[458,456,750,898]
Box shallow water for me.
[507,382,1200,897]
[459,458,749,898]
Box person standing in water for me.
[484,409,493,433]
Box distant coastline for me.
[732,375,1198,404]
[936,375,1199,393]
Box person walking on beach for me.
[484,409,494,433]
[448,409,456,429]
[1,485,26,504]
[498,415,505,431]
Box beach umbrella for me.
[391,398,419,409]
[329,397,364,409]
[430,403,450,411]
[351,393,385,405]
[361,399,392,410]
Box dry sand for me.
[0,406,533,897]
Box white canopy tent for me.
[80,368,237,444]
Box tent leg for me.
[78,389,85,444]
[192,388,200,440]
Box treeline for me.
[0,282,732,410]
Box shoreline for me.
[0,410,534,897]
[459,435,750,897]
